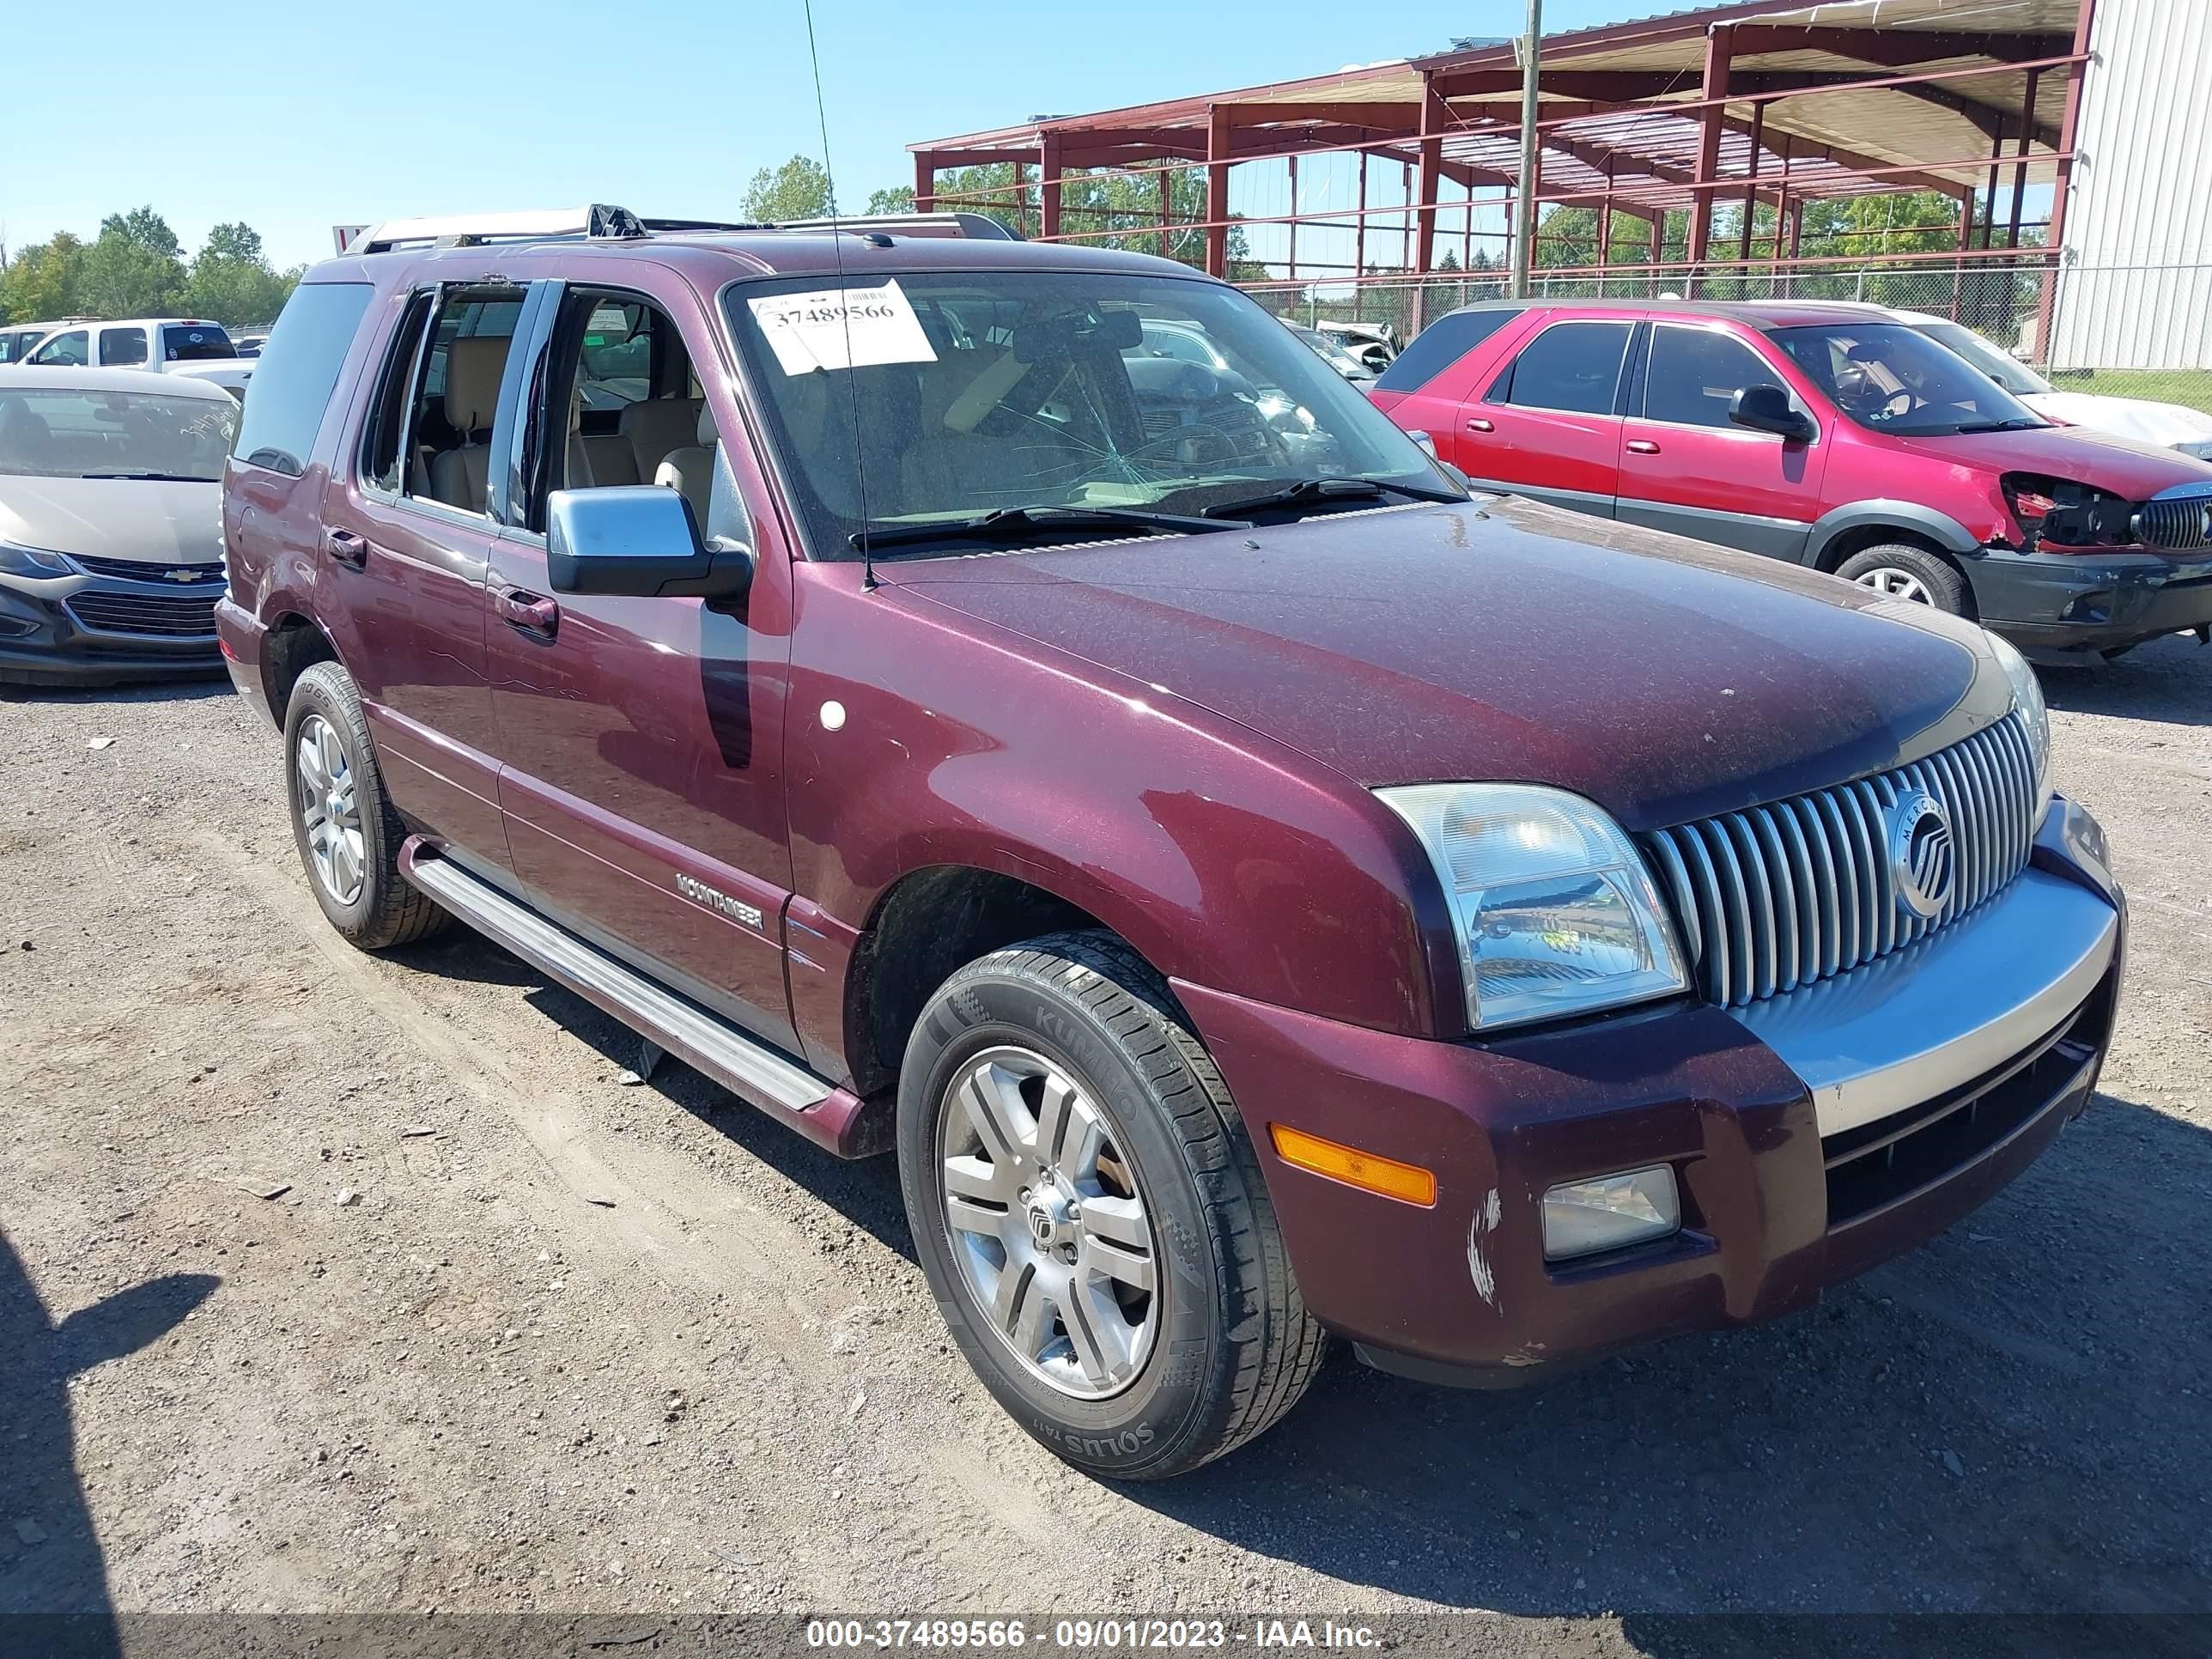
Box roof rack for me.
[773,211,1021,242]
[343,204,1018,257]
[344,204,768,256]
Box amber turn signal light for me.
[1267,1124,1437,1208]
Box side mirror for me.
[546,487,752,602]
[1729,382,1815,441]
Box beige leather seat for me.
[653,405,720,526]
[619,395,702,487]
[428,337,511,511]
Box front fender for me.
[1808,498,1984,564]
[781,568,1457,1042]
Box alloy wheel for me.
[1852,566,1934,604]
[937,1046,1161,1399]
[295,713,367,906]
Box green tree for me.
[890,162,1258,273]
[743,155,836,222]
[0,232,84,323]
[182,221,298,326]
[75,206,187,318]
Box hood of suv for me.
[1881,422,2212,498]
[890,496,2009,830]
[0,476,223,565]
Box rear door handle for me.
[1626,439,1662,455]
[1465,417,1495,433]
[495,586,560,638]
[324,528,369,568]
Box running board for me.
[399,840,887,1158]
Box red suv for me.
[216,210,2122,1478]
[1372,298,2212,663]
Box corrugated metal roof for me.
[915,0,2085,210]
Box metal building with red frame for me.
[909,0,2096,337]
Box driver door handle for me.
[324,528,369,568]
[495,586,560,638]
[1465,417,1495,433]
[1626,439,1662,455]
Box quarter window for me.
[99,328,149,367]
[1498,321,1634,416]
[1643,327,1784,429]
[233,282,374,476]
[1375,307,1525,394]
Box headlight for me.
[2174,439,2212,461]
[1985,630,2053,813]
[1378,783,1688,1033]
[0,541,75,579]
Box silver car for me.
[0,366,239,686]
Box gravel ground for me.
[1,637,2209,1651]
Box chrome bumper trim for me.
[1735,862,2118,1138]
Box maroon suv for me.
[1371,298,2212,664]
[216,208,2124,1479]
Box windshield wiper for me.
[850,504,1246,554]
[1199,477,1465,520]
[78,471,214,483]
[1950,419,2046,434]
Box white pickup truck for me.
[23,317,255,401]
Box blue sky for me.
[1,0,1729,272]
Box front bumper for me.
[1176,797,2124,1386]
[0,571,227,686]
[1967,546,2212,660]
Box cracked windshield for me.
[726,270,1456,557]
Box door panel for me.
[483,273,801,1053]
[1458,317,1638,517]
[1617,323,1829,562]
[483,557,800,1050]
[326,284,531,867]
[337,490,508,862]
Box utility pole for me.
[1510,0,1543,298]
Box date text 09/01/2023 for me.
[804,1618,1384,1650]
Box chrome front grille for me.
[2133,495,2211,552]
[69,553,225,584]
[1642,714,2040,1009]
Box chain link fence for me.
[1237,256,2212,416]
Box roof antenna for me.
[802,0,878,592]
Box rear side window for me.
[233,282,374,476]
[161,324,234,362]
[99,328,149,367]
[1642,326,1780,428]
[1497,321,1634,416]
[359,294,437,495]
[1374,308,1525,394]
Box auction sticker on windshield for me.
[748,281,938,375]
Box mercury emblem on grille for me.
[1888,789,1955,921]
